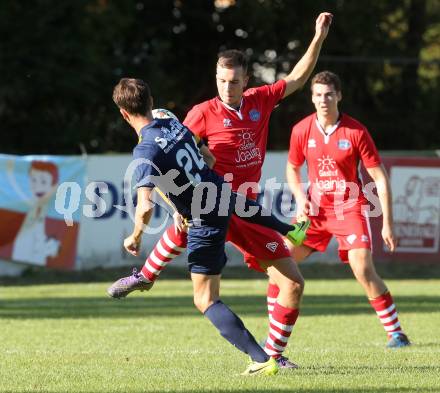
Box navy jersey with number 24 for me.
[132,118,225,220]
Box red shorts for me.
[296,209,372,262]
[226,214,291,272]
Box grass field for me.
[1,277,439,393]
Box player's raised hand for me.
[382,223,396,252]
[124,235,141,256]
[315,12,333,41]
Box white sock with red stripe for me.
[267,283,280,319]
[140,225,187,282]
[264,301,299,359]
[369,291,404,337]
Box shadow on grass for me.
[1,294,439,319]
[2,262,440,286]
[3,388,440,393]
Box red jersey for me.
[183,79,286,196]
[288,113,381,211]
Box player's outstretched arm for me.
[282,12,333,98]
[366,165,396,252]
[124,187,155,256]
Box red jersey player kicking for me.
[286,71,410,348]
[108,12,334,368]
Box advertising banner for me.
[367,157,440,263]
[0,154,86,269]
[2,153,438,274]
[75,155,175,269]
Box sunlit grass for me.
[0,278,439,392]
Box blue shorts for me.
[185,191,236,275]
[187,219,229,275]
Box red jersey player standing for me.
[108,13,333,367]
[286,71,410,348]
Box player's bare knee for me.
[193,295,210,313]
[294,278,304,297]
[354,263,378,285]
[291,266,305,293]
[299,275,305,293]
[281,277,304,298]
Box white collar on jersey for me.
[315,115,341,144]
[221,98,244,120]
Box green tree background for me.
[0,0,438,154]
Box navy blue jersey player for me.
[132,115,237,275]
[109,78,308,376]
[132,116,226,223]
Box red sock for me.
[140,225,187,282]
[267,283,280,319]
[369,291,404,337]
[264,302,299,358]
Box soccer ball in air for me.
[152,108,178,120]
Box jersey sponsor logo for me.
[266,241,279,252]
[317,155,338,177]
[155,136,168,149]
[223,118,232,127]
[235,148,261,164]
[308,139,316,148]
[235,130,261,165]
[338,139,351,150]
[249,109,261,122]
[314,178,346,194]
[347,234,357,244]
[155,120,186,153]
[315,155,345,193]
[317,155,336,171]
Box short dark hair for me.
[112,78,152,116]
[311,71,342,92]
[217,49,248,74]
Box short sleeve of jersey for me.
[254,79,286,110]
[287,123,306,166]
[132,144,160,189]
[183,106,206,139]
[357,127,382,168]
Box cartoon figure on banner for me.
[391,169,440,253]
[394,175,439,225]
[8,160,61,265]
